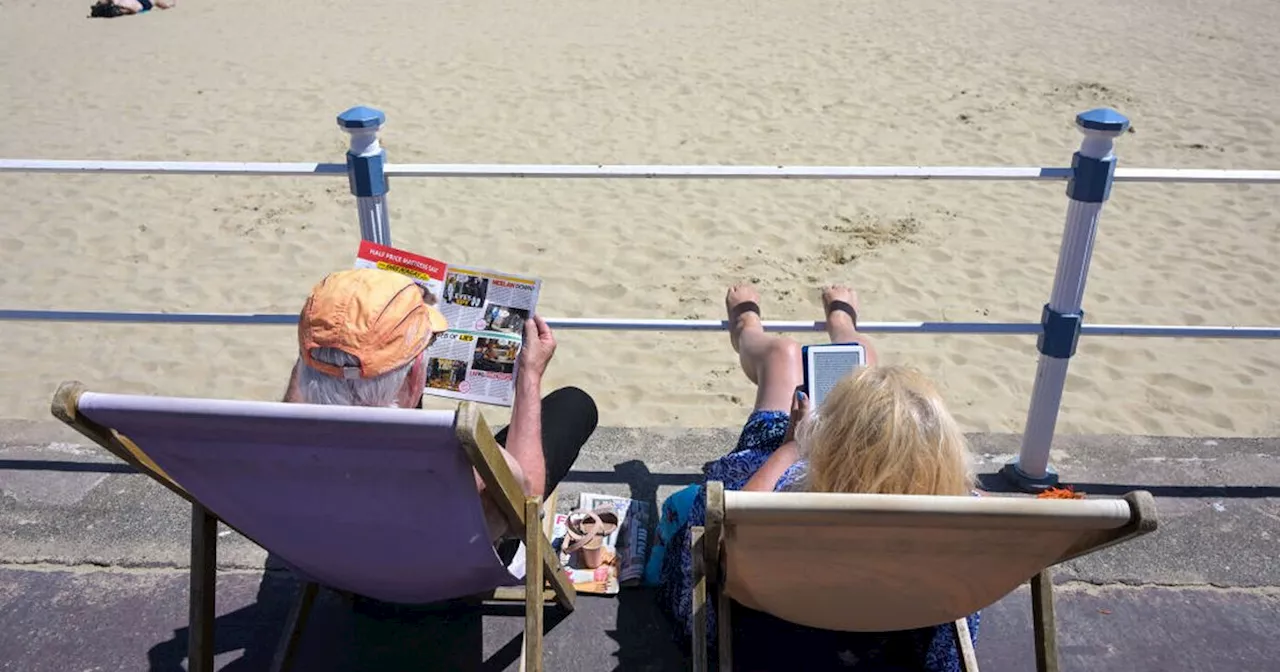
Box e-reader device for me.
[802,343,868,407]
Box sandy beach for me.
[1,0,1278,437]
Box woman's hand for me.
[744,390,808,493]
[782,387,810,443]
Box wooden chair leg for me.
[494,492,572,609]
[1031,569,1059,672]
[954,617,980,672]
[541,491,557,539]
[188,503,217,672]
[543,543,576,613]
[269,581,319,672]
[691,526,707,672]
[456,406,574,614]
[717,585,732,672]
[523,497,545,672]
[705,481,727,672]
[536,490,576,614]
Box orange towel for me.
[1037,486,1086,499]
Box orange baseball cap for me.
[298,268,449,379]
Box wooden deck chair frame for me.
[50,381,575,672]
[690,481,1157,672]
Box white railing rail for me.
[6,158,1280,184]
[3,105,1278,491]
[2,309,1278,340]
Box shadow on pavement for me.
[144,458,690,671]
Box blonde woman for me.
[657,284,978,671]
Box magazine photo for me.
[353,240,542,407]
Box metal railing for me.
[3,105,1278,491]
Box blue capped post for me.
[338,106,392,246]
[1003,108,1131,492]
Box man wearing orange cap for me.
[282,268,598,541]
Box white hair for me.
[296,347,419,407]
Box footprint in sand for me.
[595,282,628,300]
[1150,373,1214,397]
[1204,411,1236,432]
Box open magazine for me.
[550,493,652,596]
[353,240,541,407]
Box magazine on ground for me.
[548,493,653,596]
[353,240,541,407]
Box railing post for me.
[1003,108,1130,492]
[337,106,391,245]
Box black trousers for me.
[491,386,597,563]
[492,385,598,497]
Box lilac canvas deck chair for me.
[691,481,1157,672]
[51,381,575,672]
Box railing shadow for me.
[976,472,1280,498]
[0,459,134,473]
[566,465,702,488]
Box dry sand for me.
[1,0,1278,437]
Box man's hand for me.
[517,315,556,381]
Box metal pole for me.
[336,106,391,245]
[1002,108,1130,492]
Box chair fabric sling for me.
[75,388,517,602]
[51,381,574,672]
[691,480,1157,672]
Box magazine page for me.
[439,265,541,338]
[578,493,652,587]
[352,242,541,407]
[550,513,621,596]
[432,263,541,407]
[550,494,652,595]
[353,239,447,299]
[422,330,523,406]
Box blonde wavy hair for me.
[796,365,974,496]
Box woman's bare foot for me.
[725,284,763,353]
[822,285,860,344]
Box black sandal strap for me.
[728,301,762,322]
[826,300,858,328]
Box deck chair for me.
[50,381,575,672]
[691,481,1157,672]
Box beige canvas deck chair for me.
[691,481,1157,672]
[50,381,575,672]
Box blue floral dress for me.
[657,410,980,671]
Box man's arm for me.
[502,371,545,498]
[500,315,557,498]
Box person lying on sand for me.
[88,0,176,18]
